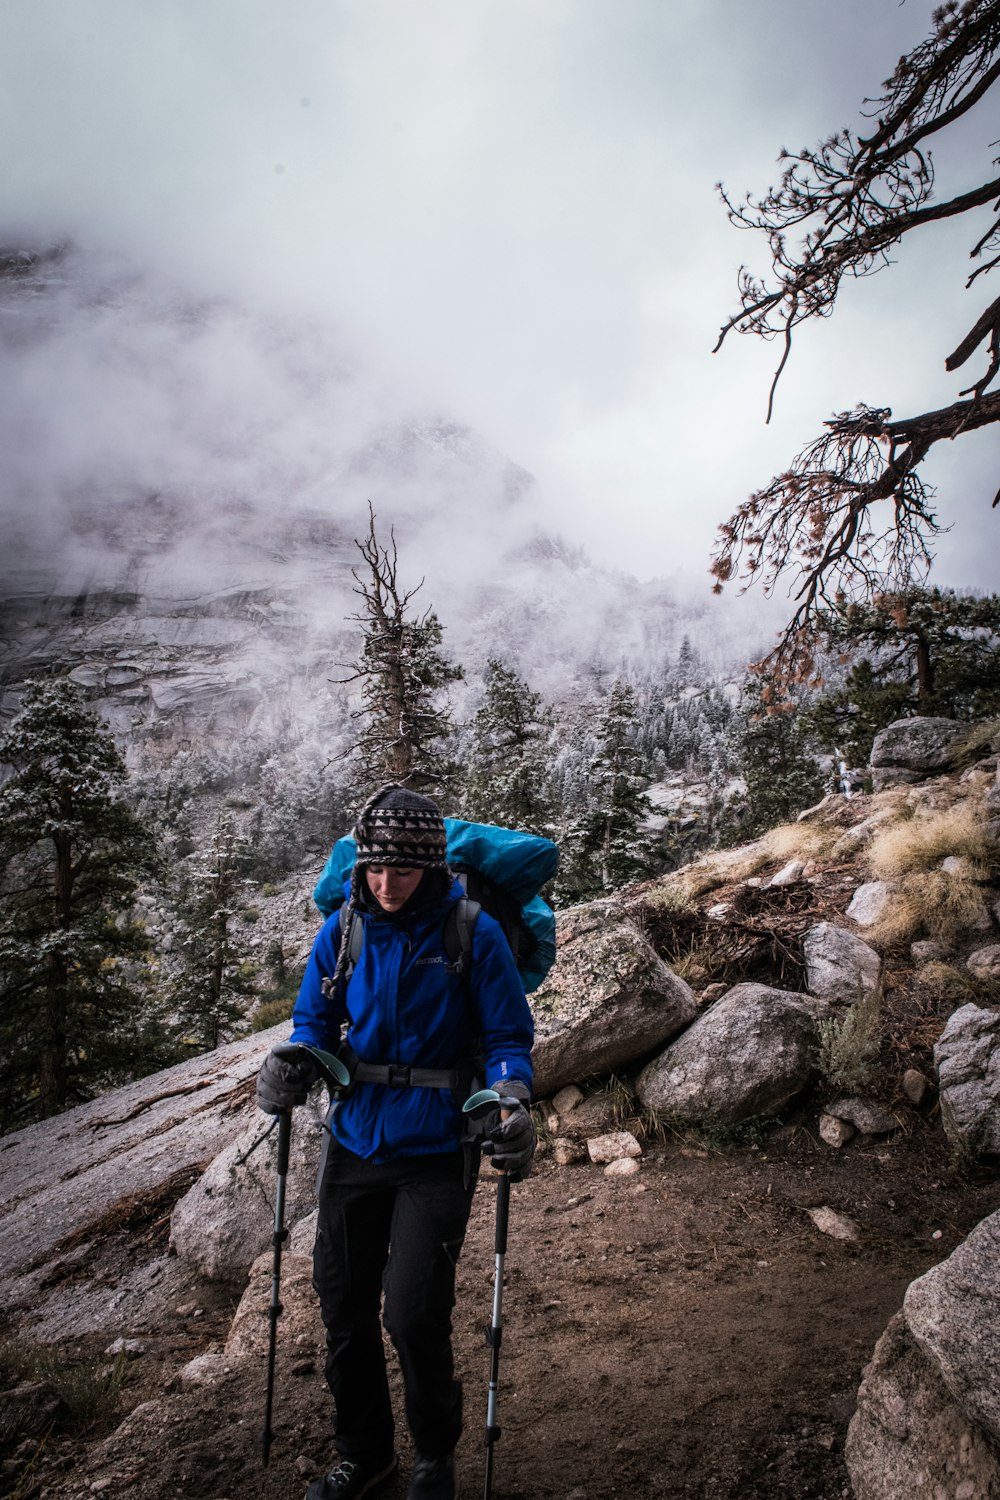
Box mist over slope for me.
[1,244,776,760]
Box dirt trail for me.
[14,1119,999,1500]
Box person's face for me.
[365,864,423,912]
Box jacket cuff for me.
[488,1077,531,1105]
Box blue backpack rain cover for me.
[313,818,559,993]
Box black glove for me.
[485,1082,536,1181]
[256,1047,319,1115]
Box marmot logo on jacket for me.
[416,954,446,965]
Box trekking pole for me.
[462,1089,518,1500]
[484,1169,511,1500]
[261,1106,291,1467]
[260,1042,352,1467]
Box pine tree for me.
[560,680,656,901]
[0,678,163,1127]
[806,587,1000,766]
[340,507,463,796]
[720,676,825,844]
[168,813,257,1052]
[461,659,554,832]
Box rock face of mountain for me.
[0,243,763,769]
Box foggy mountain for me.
[1,243,775,767]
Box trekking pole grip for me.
[275,1109,292,1177]
[494,1170,510,1255]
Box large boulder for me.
[634,983,828,1126]
[802,922,882,1006]
[845,1311,1000,1500]
[0,1022,289,1334]
[935,1004,1000,1161]
[530,904,697,1098]
[225,1250,321,1360]
[169,1101,325,1283]
[904,1208,1000,1446]
[869,718,969,791]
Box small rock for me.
[587,1131,642,1165]
[175,1302,197,1317]
[803,923,881,1005]
[90,1480,114,1494]
[178,1352,229,1388]
[290,1359,315,1376]
[831,826,872,860]
[706,903,729,921]
[967,944,1000,980]
[552,1085,585,1115]
[807,1206,860,1242]
[552,1138,587,1167]
[846,882,893,928]
[545,1113,560,1134]
[104,1338,145,1359]
[770,859,805,887]
[604,1158,640,1178]
[825,1096,900,1136]
[295,1456,316,1477]
[912,940,949,964]
[0,1382,68,1439]
[819,1113,856,1149]
[699,983,727,1005]
[902,1069,933,1107]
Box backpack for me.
[313,817,559,994]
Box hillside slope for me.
[2,751,999,1500]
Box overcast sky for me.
[2,0,996,596]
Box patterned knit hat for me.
[323,785,449,998]
[353,785,449,869]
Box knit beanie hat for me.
[325,784,449,997]
[353,785,449,870]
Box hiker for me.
[256,785,537,1500]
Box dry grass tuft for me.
[762,822,838,863]
[869,870,991,949]
[662,837,776,900]
[867,802,993,881]
[914,960,978,1007]
[954,717,1000,761]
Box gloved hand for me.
[256,1046,319,1115]
[485,1081,536,1181]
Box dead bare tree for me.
[712,0,1000,683]
[338,506,463,795]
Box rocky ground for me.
[3,1104,998,1500]
[5,754,1000,1500]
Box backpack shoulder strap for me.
[338,904,365,979]
[444,895,480,979]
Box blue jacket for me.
[290,878,534,1162]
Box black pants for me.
[313,1145,477,1464]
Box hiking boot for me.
[306,1453,398,1500]
[406,1451,456,1500]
